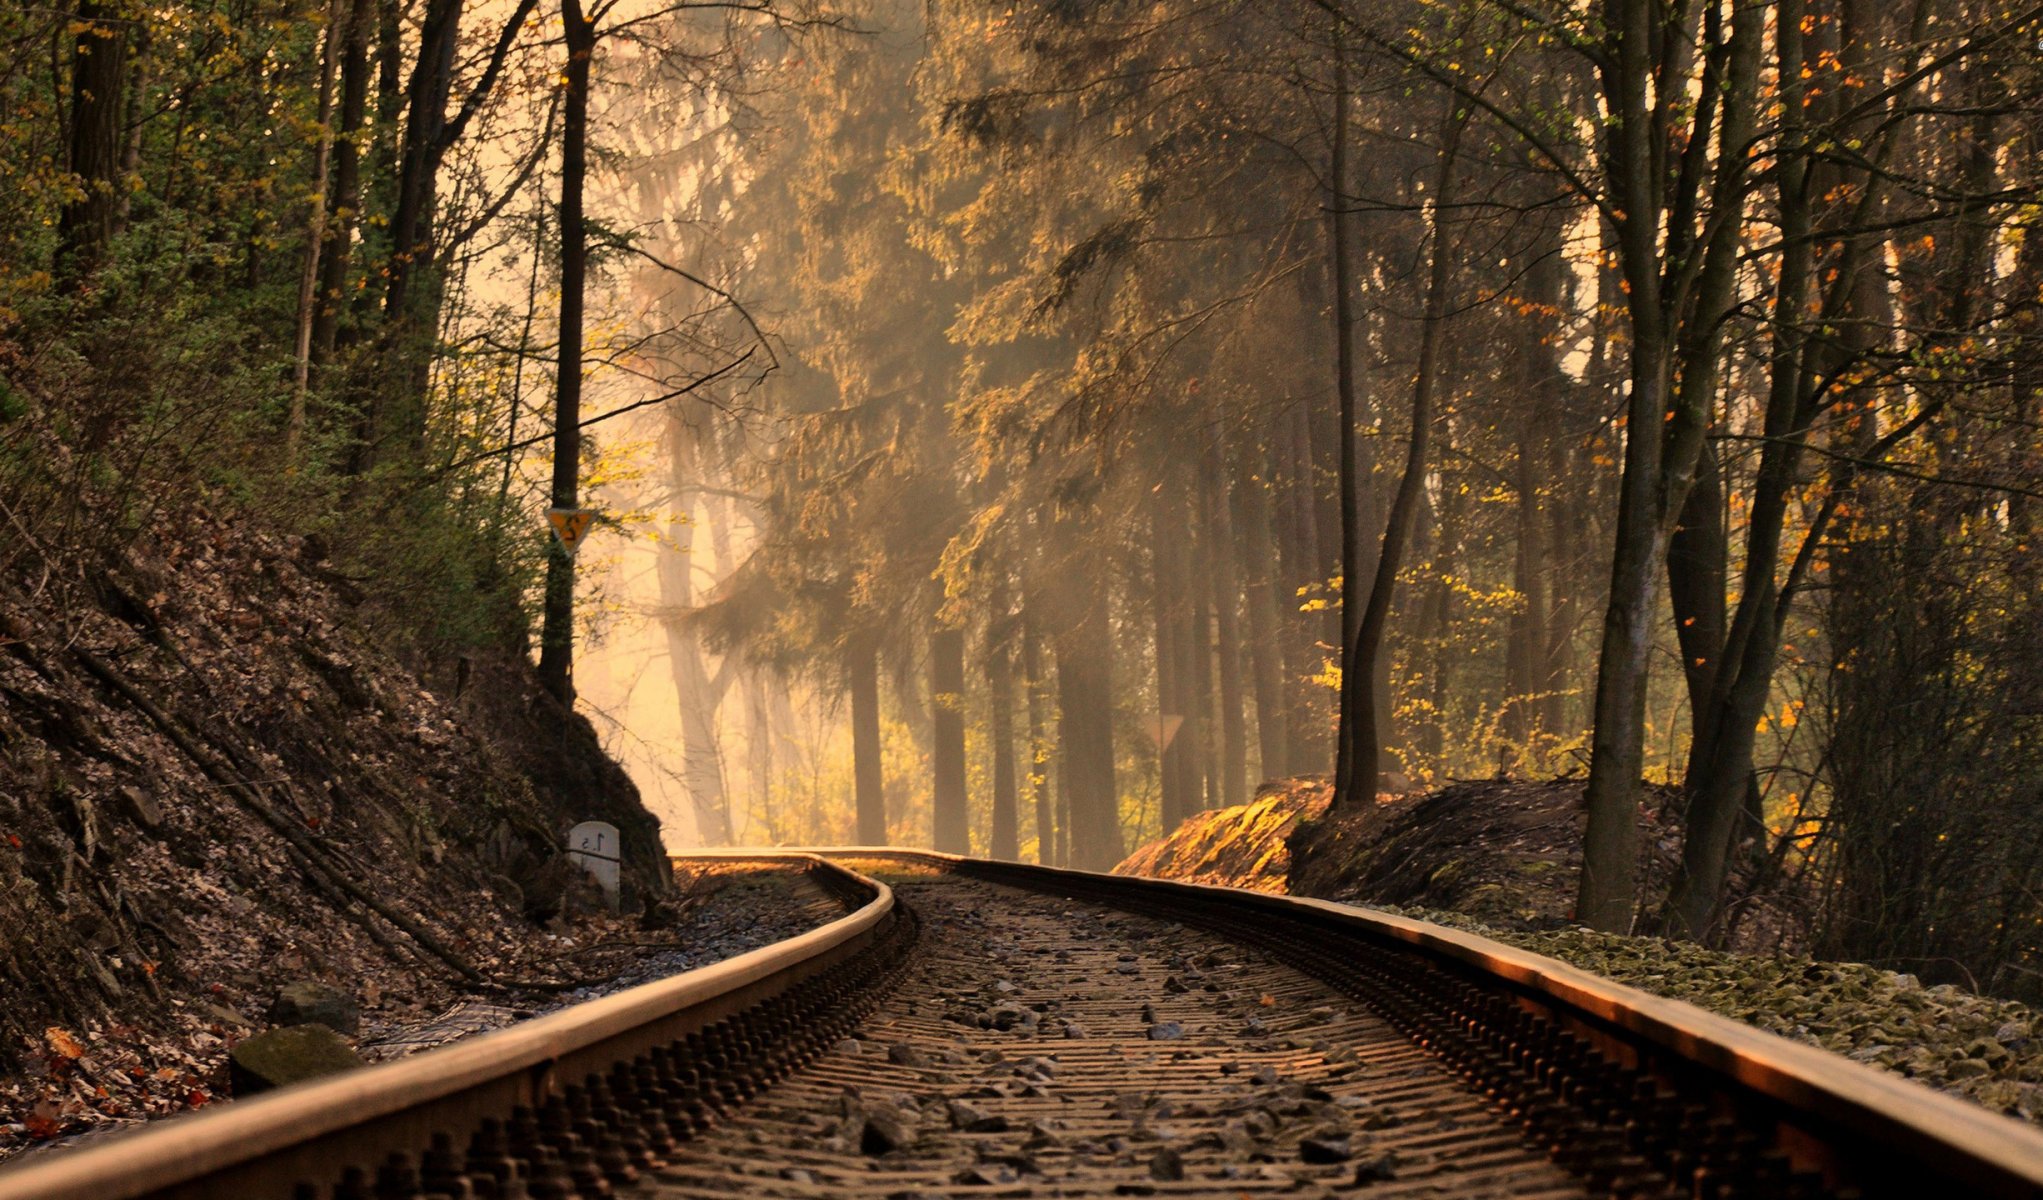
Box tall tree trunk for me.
[1668,4,1981,940]
[1577,354,1672,927]
[1577,0,1762,930]
[987,618,1020,860]
[311,0,373,366]
[375,0,401,141]
[1151,500,1189,830]
[536,0,592,706]
[349,0,463,472]
[1022,606,1055,863]
[656,427,733,845]
[931,623,969,853]
[1503,423,1550,757]
[1189,551,1216,811]
[1310,396,1346,681]
[1204,436,1248,807]
[290,0,344,453]
[1329,40,1365,800]
[1274,408,1327,772]
[1339,110,1461,806]
[1418,484,1462,771]
[1054,729,1073,867]
[746,668,774,843]
[848,636,886,845]
[2010,171,2042,542]
[1667,442,1729,785]
[1232,447,1290,781]
[353,0,532,466]
[1659,0,1815,938]
[1055,572,1120,869]
[56,0,128,287]
[1502,251,1565,761]
[114,22,147,231]
[382,0,461,325]
[361,0,401,288]
[1539,434,1581,739]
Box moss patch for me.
[1112,779,1329,891]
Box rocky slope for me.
[0,503,663,1149]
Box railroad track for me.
[1,851,2039,1199]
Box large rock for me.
[115,785,163,830]
[860,1108,915,1155]
[267,980,360,1036]
[229,1024,362,1096]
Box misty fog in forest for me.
[9,0,2039,995]
[528,1,2043,973]
[565,1,1595,858]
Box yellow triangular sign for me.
[547,507,596,555]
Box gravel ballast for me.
[1368,903,2043,1126]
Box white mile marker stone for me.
[566,819,622,911]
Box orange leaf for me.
[45,1026,85,1060]
[23,1112,61,1140]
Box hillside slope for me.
[0,503,662,1140]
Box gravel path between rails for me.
[643,877,1589,1198]
[1365,903,2043,1127]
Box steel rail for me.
[0,854,894,1200]
[5,847,2038,1198]
[745,847,2043,1199]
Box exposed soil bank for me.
[0,506,665,1154]
[2,863,847,1161]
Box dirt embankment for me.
[0,508,664,1149]
[1109,776,1652,923]
[1284,779,1651,929]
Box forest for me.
[2,0,2039,1006]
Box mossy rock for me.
[228,1024,362,1096]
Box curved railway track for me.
[0,850,2037,1199]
